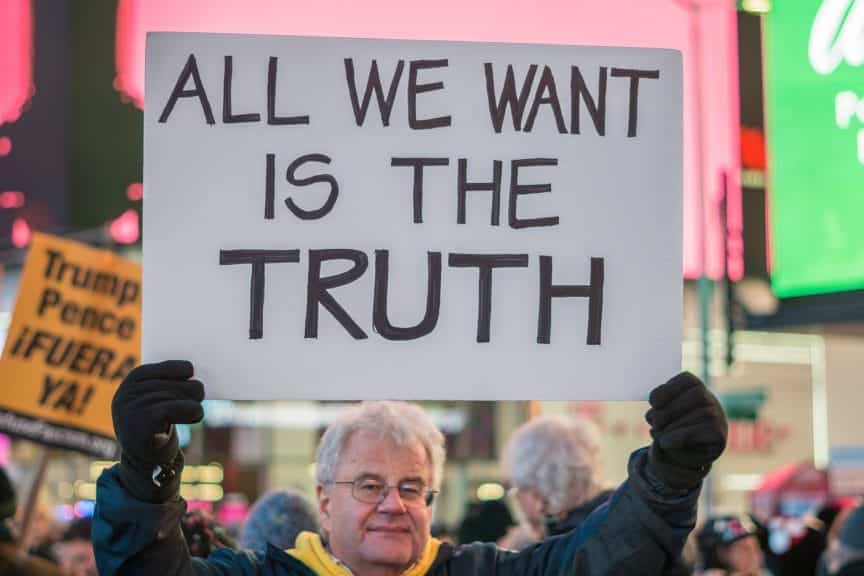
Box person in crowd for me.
[762,513,826,576]
[502,414,610,540]
[94,361,727,575]
[696,514,770,575]
[0,465,62,575]
[54,518,97,576]
[241,489,318,554]
[819,503,864,576]
[456,499,514,545]
[181,509,236,558]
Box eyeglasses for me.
[332,476,438,508]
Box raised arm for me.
[93,361,206,575]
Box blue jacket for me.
[94,448,698,575]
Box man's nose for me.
[377,486,407,513]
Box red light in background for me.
[0,190,25,208]
[109,209,140,244]
[0,0,34,126]
[741,126,766,170]
[0,136,11,157]
[126,181,143,201]
[11,217,31,247]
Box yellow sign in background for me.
[0,234,141,457]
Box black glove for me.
[112,360,204,502]
[645,372,727,490]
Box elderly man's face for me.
[318,430,433,575]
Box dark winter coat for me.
[94,448,699,575]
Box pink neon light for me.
[12,217,31,248]
[109,209,140,244]
[115,0,740,280]
[0,191,26,209]
[0,435,10,466]
[0,0,34,126]
[126,181,144,201]
[0,137,12,157]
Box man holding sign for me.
[93,31,718,575]
[94,361,726,574]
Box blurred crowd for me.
[1,410,862,576]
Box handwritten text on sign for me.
[144,34,682,400]
[0,234,140,457]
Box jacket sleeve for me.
[93,464,263,576]
[458,447,699,575]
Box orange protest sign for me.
[0,233,141,457]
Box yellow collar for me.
[287,531,441,576]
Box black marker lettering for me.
[509,158,560,229]
[373,250,442,340]
[37,288,61,316]
[264,153,276,220]
[537,256,604,345]
[524,66,567,134]
[458,159,502,226]
[39,375,63,406]
[449,254,529,343]
[408,59,451,129]
[484,63,538,133]
[285,154,339,220]
[610,68,660,137]
[344,58,405,127]
[571,66,607,136]
[158,54,215,125]
[305,249,368,339]
[267,56,310,125]
[390,157,449,223]
[219,249,301,339]
[223,55,261,123]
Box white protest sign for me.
[144,33,682,400]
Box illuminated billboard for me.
[115,0,740,281]
[765,1,864,297]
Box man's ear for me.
[317,483,332,533]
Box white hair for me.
[315,401,446,490]
[503,415,602,513]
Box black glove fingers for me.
[655,408,723,442]
[656,423,725,457]
[116,378,205,407]
[174,378,205,403]
[646,385,715,431]
[153,398,205,426]
[120,388,199,414]
[124,360,194,383]
[653,400,722,435]
[649,371,703,409]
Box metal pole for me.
[673,0,716,514]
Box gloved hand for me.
[112,360,204,502]
[645,372,727,490]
